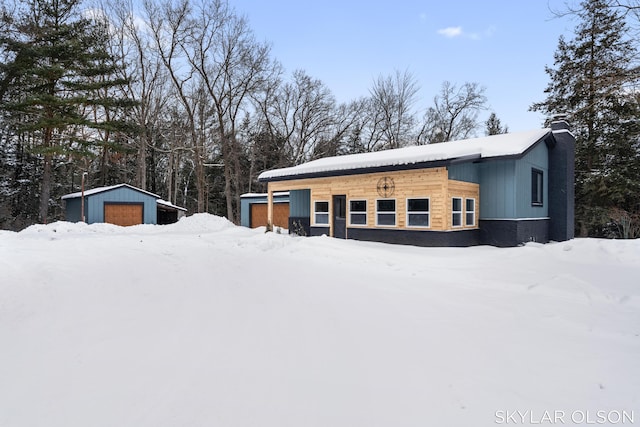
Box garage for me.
[104,203,144,226]
[63,183,186,226]
[250,202,289,229]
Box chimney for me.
[547,115,575,242]
[550,113,571,132]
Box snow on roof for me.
[240,192,290,198]
[62,183,161,200]
[156,199,188,211]
[258,128,551,181]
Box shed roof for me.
[258,128,552,182]
[62,183,161,200]
[156,199,188,212]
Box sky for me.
[230,1,576,133]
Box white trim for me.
[313,200,330,226]
[348,199,368,227]
[62,183,160,200]
[406,197,431,229]
[375,198,397,227]
[465,198,476,227]
[452,197,463,228]
[240,191,290,198]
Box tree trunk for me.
[39,153,52,224]
[136,133,147,190]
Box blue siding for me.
[289,189,310,217]
[448,162,480,183]
[479,159,516,219]
[240,197,252,227]
[478,141,549,220]
[87,187,157,224]
[515,142,549,218]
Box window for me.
[314,201,329,225]
[349,200,367,226]
[407,198,430,227]
[465,198,476,226]
[532,169,543,206]
[376,199,396,226]
[452,197,462,227]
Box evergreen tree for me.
[485,112,508,135]
[531,0,640,237]
[0,0,136,224]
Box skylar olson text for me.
[495,410,635,424]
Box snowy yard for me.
[1,214,638,427]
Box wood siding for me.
[267,167,479,236]
[250,203,289,229]
[104,203,144,226]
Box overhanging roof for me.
[258,129,552,182]
[62,183,161,200]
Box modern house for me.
[62,184,187,226]
[255,119,575,247]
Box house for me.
[240,192,291,229]
[62,184,187,226]
[256,119,575,247]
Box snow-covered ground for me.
[1,214,638,427]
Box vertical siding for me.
[64,198,82,222]
[448,162,480,183]
[479,159,516,219]
[87,187,157,224]
[240,197,252,227]
[289,189,310,217]
[515,142,549,218]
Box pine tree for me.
[0,0,136,224]
[485,112,508,135]
[531,0,640,237]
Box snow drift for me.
[1,214,638,427]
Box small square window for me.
[314,201,329,225]
[376,199,396,226]
[407,198,430,227]
[349,200,367,226]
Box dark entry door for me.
[333,195,346,239]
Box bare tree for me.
[180,0,276,223]
[268,69,337,165]
[144,0,210,213]
[417,81,487,144]
[107,0,172,192]
[368,69,420,150]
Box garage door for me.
[250,203,289,229]
[104,203,144,226]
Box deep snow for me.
[1,214,638,427]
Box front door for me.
[333,195,346,239]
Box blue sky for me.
[231,1,576,133]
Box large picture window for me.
[532,169,543,206]
[314,201,329,225]
[452,197,462,227]
[407,198,430,227]
[376,199,396,226]
[465,198,476,226]
[349,200,367,226]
